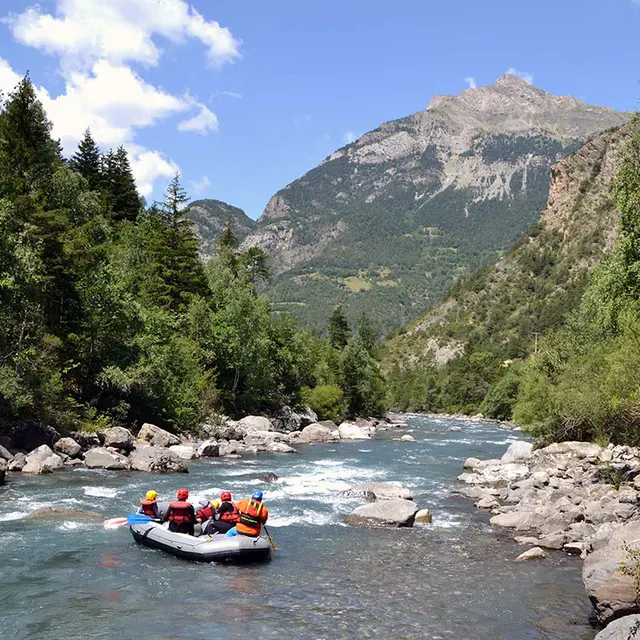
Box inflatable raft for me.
[129,520,271,563]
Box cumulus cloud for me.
[189,176,212,196]
[178,104,219,135]
[343,131,357,144]
[505,67,534,85]
[0,0,238,195]
[464,76,477,89]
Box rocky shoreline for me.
[460,439,640,637]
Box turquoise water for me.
[0,416,595,639]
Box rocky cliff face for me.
[186,199,255,260]
[243,75,628,334]
[383,122,633,374]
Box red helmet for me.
[220,491,232,502]
[176,488,189,500]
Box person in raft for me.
[195,498,218,524]
[208,490,240,534]
[138,490,160,519]
[225,490,268,538]
[162,488,196,535]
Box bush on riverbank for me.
[0,75,387,435]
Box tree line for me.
[0,75,386,435]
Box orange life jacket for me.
[168,500,194,525]
[140,499,157,518]
[236,498,268,536]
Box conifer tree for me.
[328,306,350,350]
[101,146,141,223]
[70,128,101,190]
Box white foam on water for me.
[268,509,335,527]
[83,486,119,498]
[0,511,28,522]
[57,521,91,531]
[312,459,345,467]
[358,449,372,453]
[431,512,465,529]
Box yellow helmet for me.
[212,499,221,509]
[146,490,158,501]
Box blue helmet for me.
[252,490,263,501]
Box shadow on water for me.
[0,416,597,639]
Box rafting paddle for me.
[103,517,128,530]
[103,514,158,530]
[264,525,276,551]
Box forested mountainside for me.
[384,120,640,446]
[242,74,629,334]
[0,76,387,436]
[186,199,255,259]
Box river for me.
[0,415,596,639]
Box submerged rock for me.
[515,547,547,561]
[594,614,640,639]
[54,437,82,458]
[400,434,416,442]
[84,447,130,470]
[346,499,419,528]
[27,506,102,519]
[257,472,279,483]
[137,423,180,448]
[130,446,188,473]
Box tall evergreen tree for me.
[101,146,141,223]
[70,128,101,190]
[0,74,61,199]
[328,306,350,350]
[356,312,377,355]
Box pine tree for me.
[101,146,141,223]
[356,313,377,355]
[70,128,101,190]
[0,74,61,198]
[328,306,350,350]
[219,216,239,249]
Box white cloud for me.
[343,131,357,144]
[505,67,534,85]
[219,90,242,99]
[5,0,240,72]
[189,175,211,196]
[464,76,477,89]
[178,104,218,135]
[0,57,22,95]
[128,146,179,198]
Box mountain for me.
[242,75,629,334]
[382,122,633,413]
[186,199,256,259]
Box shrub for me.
[301,385,347,423]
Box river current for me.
[0,416,596,640]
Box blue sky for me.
[0,0,639,219]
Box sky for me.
[0,0,639,219]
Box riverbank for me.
[460,439,640,637]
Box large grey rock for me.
[243,431,286,446]
[594,615,640,639]
[501,440,533,463]
[22,445,64,474]
[0,444,14,461]
[197,440,220,458]
[490,510,536,529]
[346,499,419,528]
[84,447,130,470]
[103,427,134,452]
[299,407,319,427]
[464,457,482,470]
[269,406,302,432]
[538,441,602,459]
[338,422,370,440]
[137,423,180,448]
[169,444,198,460]
[583,520,640,623]
[351,481,412,501]
[0,458,6,485]
[267,442,296,453]
[6,421,59,452]
[27,506,102,520]
[54,437,81,458]
[298,423,334,443]
[130,446,188,473]
[70,431,101,451]
[8,452,25,471]
[236,416,274,434]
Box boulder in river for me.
[169,444,198,460]
[269,406,303,432]
[197,440,220,458]
[54,437,81,458]
[22,445,64,474]
[257,472,279,483]
[350,481,412,501]
[594,614,640,639]
[8,452,26,471]
[515,547,547,562]
[137,423,180,448]
[501,441,533,463]
[70,431,101,451]
[130,446,188,473]
[582,520,640,624]
[84,447,130,470]
[236,415,274,434]
[538,441,602,459]
[337,422,370,440]
[267,442,296,453]
[400,434,416,442]
[414,508,432,524]
[0,444,13,461]
[299,406,319,427]
[346,499,419,528]
[27,506,102,519]
[103,427,134,452]
[298,423,334,443]
[0,458,6,485]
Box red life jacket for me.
[237,499,265,534]
[168,500,194,525]
[140,499,157,517]
[196,504,215,522]
[219,501,239,523]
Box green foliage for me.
[301,385,347,423]
[328,306,350,350]
[70,129,101,190]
